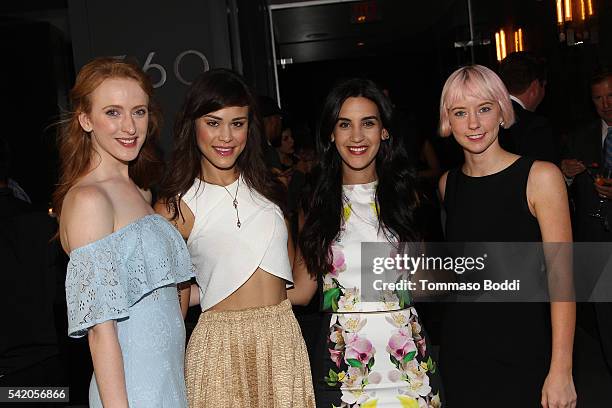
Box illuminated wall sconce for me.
[556,0,598,23]
[495,32,502,61]
[495,30,507,61]
[557,0,564,24]
[514,28,524,52]
[495,28,523,62]
[556,0,597,45]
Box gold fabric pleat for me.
[185,299,315,407]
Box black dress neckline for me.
[459,156,523,179]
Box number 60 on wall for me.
[116,50,210,88]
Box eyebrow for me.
[203,114,248,121]
[102,104,148,110]
[450,102,493,110]
[337,115,379,121]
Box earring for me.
[382,132,390,140]
[499,121,505,128]
[331,135,335,142]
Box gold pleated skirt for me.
[185,299,315,407]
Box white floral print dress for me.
[313,182,443,408]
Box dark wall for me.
[67,0,234,152]
[234,0,277,98]
[0,21,67,209]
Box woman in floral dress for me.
[289,78,443,407]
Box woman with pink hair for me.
[438,65,576,408]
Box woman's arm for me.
[417,139,443,181]
[285,218,317,306]
[61,186,129,406]
[189,283,201,307]
[437,170,449,202]
[88,321,129,408]
[178,281,192,319]
[528,161,577,408]
[155,198,195,317]
[154,198,195,240]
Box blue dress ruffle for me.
[65,214,193,407]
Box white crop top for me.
[182,176,293,310]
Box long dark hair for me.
[299,78,420,277]
[158,68,285,220]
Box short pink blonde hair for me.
[438,64,515,137]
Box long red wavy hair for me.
[53,57,162,219]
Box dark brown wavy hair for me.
[300,78,420,277]
[157,68,285,221]
[52,57,162,219]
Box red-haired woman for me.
[54,57,192,407]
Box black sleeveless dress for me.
[440,156,551,407]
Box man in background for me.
[561,70,612,406]
[498,51,560,164]
[258,95,284,171]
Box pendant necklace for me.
[222,177,241,228]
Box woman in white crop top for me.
[155,69,314,407]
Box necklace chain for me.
[222,178,241,228]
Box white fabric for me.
[510,94,527,110]
[182,177,293,310]
[601,119,611,148]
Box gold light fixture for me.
[556,0,597,46]
[565,0,573,21]
[558,0,596,23]
[496,27,524,61]
[513,28,524,52]
[495,32,502,61]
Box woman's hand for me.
[541,368,577,408]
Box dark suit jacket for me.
[564,120,611,242]
[499,100,560,164]
[563,120,612,374]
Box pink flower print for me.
[388,369,402,383]
[329,348,342,368]
[416,338,427,357]
[387,327,417,362]
[330,246,346,277]
[344,334,375,367]
[368,371,382,385]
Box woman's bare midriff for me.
[207,267,287,311]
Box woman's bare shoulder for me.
[61,184,115,253]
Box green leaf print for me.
[324,376,337,387]
[346,358,364,368]
[427,356,437,374]
[367,356,375,370]
[323,287,341,311]
[396,288,412,308]
[390,354,400,369]
[402,350,417,363]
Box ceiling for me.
[270,0,460,63]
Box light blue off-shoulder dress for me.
[65,214,194,408]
